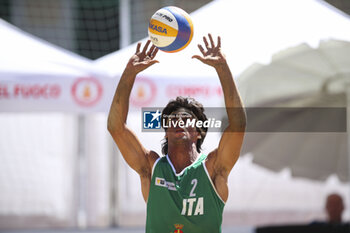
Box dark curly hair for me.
[161,96,208,155]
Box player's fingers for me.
[192,55,204,62]
[203,37,209,50]
[198,44,206,56]
[142,40,151,54]
[147,45,156,56]
[150,47,159,59]
[192,55,208,65]
[213,36,221,54]
[217,36,221,49]
[208,33,215,49]
[147,60,159,66]
[136,42,141,54]
[140,60,159,67]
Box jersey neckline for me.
[166,154,204,177]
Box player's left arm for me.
[193,34,246,201]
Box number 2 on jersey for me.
[189,179,197,197]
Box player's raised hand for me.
[192,33,226,68]
[126,40,159,75]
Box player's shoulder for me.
[206,149,218,163]
[204,149,217,175]
[147,150,161,168]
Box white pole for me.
[77,115,87,228]
[346,81,350,184]
[109,136,120,227]
[120,0,131,48]
[114,0,130,226]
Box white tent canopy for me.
[0,19,113,113]
[0,18,94,78]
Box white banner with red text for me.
[0,75,224,113]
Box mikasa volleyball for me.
[148,6,193,52]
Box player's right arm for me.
[107,41,159,200]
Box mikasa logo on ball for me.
[149,23,168,34]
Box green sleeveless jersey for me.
[146,154,225,233]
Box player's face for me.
[165,108,199,142]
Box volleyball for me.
[148,6,193,53]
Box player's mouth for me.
[175,127,185,133]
